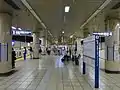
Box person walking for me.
[39,47,42,54]
[12,48,16,69]
[29,47,33,59]
[23,47,27,60]
[47,47,51,55]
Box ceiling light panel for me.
[65,6,70,12]
[62,31,64,34]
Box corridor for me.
[0,56,120,90]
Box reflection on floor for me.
[0,55,120,90]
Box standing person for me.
[62,48,65,55]
[12,48,16,69]
[23,47,27,60]
[58,48,60,56]
[47,47,51,55]
[53,47,56,55]
[39,47,42,54]
[46,47,48,54]
[69,48,72,60]
[29,47,33,59]
[75,46,77,54]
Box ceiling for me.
[5,0,120,42]
[26,0,106,38]
[12,9,37,30]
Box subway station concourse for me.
[1,0,120,90]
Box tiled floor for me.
[0,55,120,90]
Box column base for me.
[105,69,120,74]
[0,62,12,73]
[105,61,120,74]
[33,57,39,59]
[0,70,17,76]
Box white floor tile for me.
[0,56,120,90]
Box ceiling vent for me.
[4,0,23,10]
[111,2,120,9]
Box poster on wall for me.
[0,43,8,62]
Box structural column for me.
[33,32,40,59]
[45,29,48,47]
[0,13,12,73]
[39,30,46,54]
[39,30,45,46]
[105,18,120,73]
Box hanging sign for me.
[12,30,32,36]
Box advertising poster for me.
[0,43,8,62]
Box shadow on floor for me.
[0,70,18,77]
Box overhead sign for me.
[12,30,32,36]
[93,32,112,36]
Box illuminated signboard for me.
[12,30,32,36]
[93,32,112,36]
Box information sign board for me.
[83,35,99,88]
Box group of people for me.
[29,47,43,59]
[61,47,80,65]
[12,46,80,69]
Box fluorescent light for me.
[117,23,120,26]
[65,6,70,12]
[12,26,16,29]
[70,35,73,38]
[62,31,64,34]
[18,28,22,30]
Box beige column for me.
[105,17,120,73]
[33,32,40,59]
[0,13,12,73]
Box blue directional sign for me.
[95,35,99,88]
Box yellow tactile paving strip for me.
[16,55,30,61]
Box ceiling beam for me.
[21,0,53,37]
[80,0,112,29]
